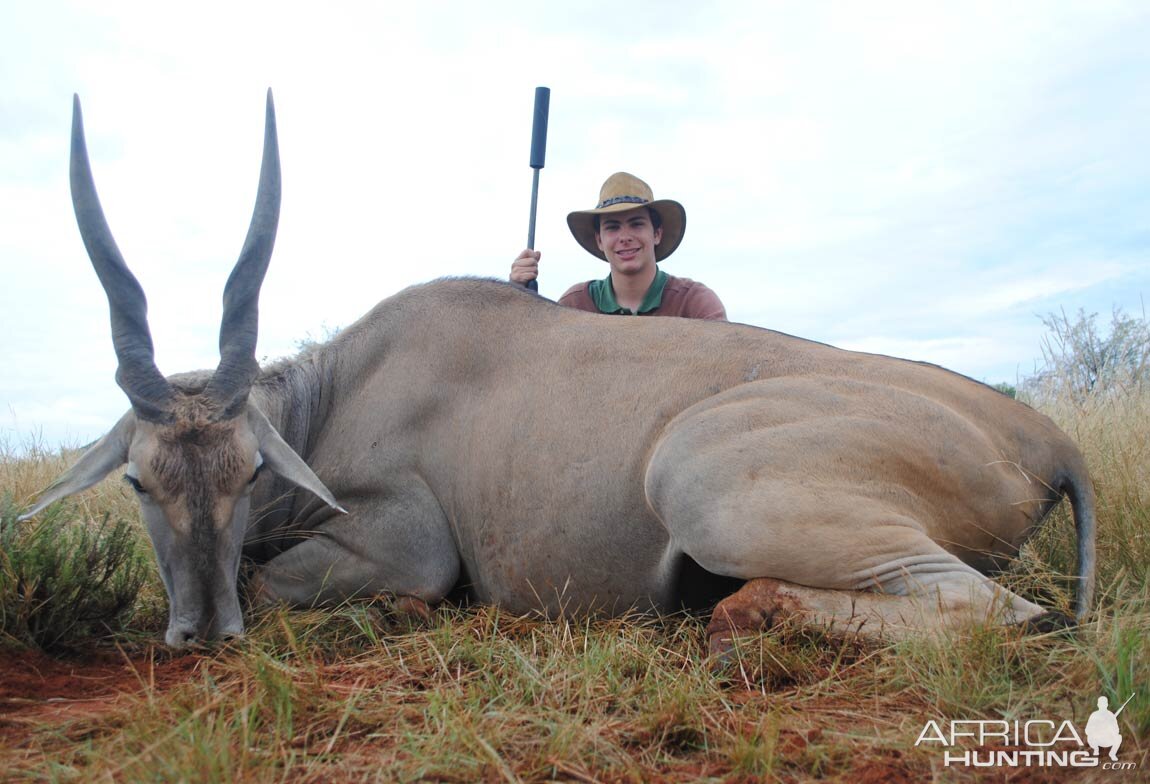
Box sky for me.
[2,1,1148,450]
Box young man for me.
[510,172,726,320]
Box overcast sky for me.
[3,1,1148,450]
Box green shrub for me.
[0,494,152,651]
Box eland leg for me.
[251,479,459,611]
[705,562,1053,655]
[644,379,1064,652]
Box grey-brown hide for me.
[26,95,1097,650]
[237,280,1094,645]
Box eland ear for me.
[19,412,135,521]
[247,407,347,514]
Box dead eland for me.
[23,92,1096,653]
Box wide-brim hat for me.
[566,172,686,262]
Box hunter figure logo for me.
[1086,694,1133,762]
[915,693,1138,770]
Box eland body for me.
[25,94,1096,650]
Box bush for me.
[0,494,152,651]
[1021,306,1150,405]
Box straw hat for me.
[566,172,686,262]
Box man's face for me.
[595,207,662,276]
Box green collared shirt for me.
[587,268,669,315]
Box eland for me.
[23,92,1096,651]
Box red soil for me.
[0,647,206,732]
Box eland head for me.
[21,91,345,647]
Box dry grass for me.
[1,386,1147,781]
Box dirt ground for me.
[0,647,205,734]
[0,647,1115,782]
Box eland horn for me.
[71,94,174,423]
[203,88,282,418]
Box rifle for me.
[525,86,550,292]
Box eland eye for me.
[123,474,146,494]
[248,463,265,485]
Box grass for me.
[1,381,1148,781]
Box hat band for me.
[596,195,649,209]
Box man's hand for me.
[510,249,541,286]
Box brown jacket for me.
[558,273,727,320]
